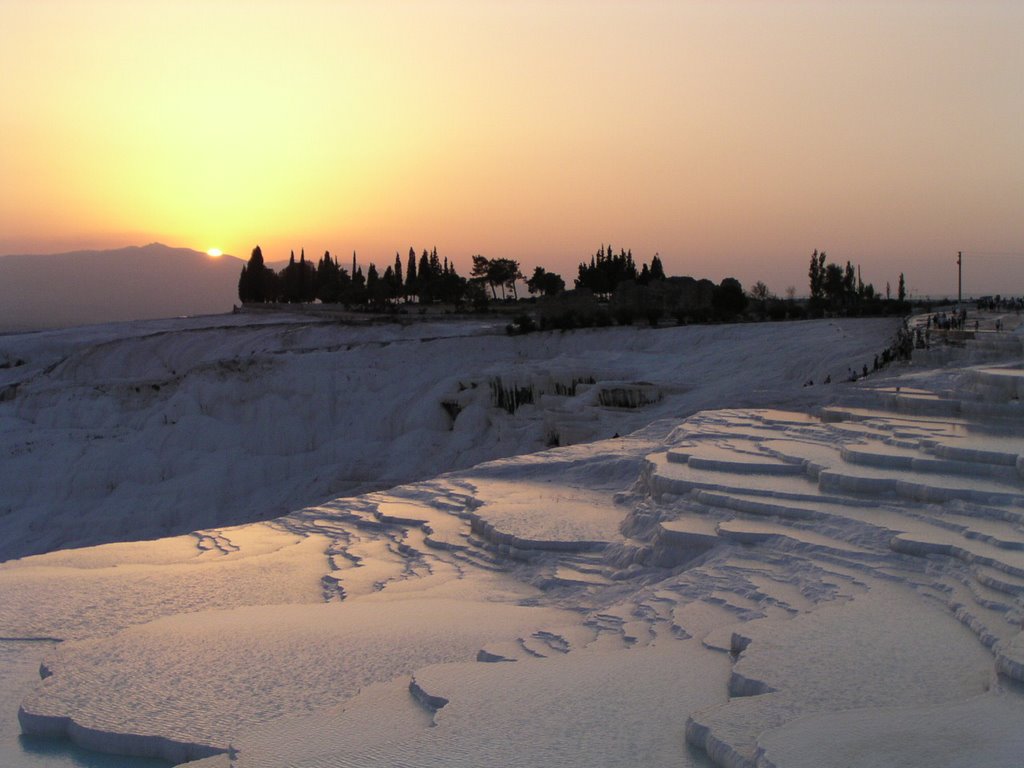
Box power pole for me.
[957,251,962,306]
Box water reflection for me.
[18,734,171,768]
[0,642,172,768]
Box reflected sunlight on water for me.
[0,643,171,768]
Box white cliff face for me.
[0,314,900,562]
[2,310,1024,768]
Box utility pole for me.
[957,251,962,307]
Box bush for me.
[506,314,537,335]
[785,302,807,320]
[541,311,569,330]
[765,300,789,321]
[712,277,748,320]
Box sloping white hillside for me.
[0,314,899,560]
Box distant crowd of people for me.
[977,296,1023,312]
[803,324,915,387]
[927,309,968,332]
[803,300,1022,390]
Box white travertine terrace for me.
[2,311,1023,767]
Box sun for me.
[206,248,223,258]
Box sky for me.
[1,0,1022,298]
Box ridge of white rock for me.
[0,315,900,561]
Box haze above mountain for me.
[0,244,243,333]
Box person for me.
[824,374,831,384]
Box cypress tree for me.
[345,265,363,306]
[281,250,299,303]
[300,249,317,302]
[417,250,432,303]
[405,249,418,298]
[316,251,341,303]
[393,252,404,298]
[650,254,665,280]
[843,261,856,302]
[240,245,270,303]
[808,250,820,299]
[238,264,250,303]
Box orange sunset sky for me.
[1,0,1022,297]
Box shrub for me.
[506,314,537,335]
[613,307,635,326]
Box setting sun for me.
[207,248,222,258]
[0,2,1021,295]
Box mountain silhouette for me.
[0,243,244,332]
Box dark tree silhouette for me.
[367,263,389,307]
[749,281,771,301]
[350,265,366,305]
[575,245,638,296]
[712,277,747,319]
[393,253,404,299]
[383,265,397,302]
[823,263,844,305]
[417,250,432,302]
[405,248,417,300]
[843,261,856,302]
[238,267,250,303]
[470,256,523,300]
[300,249,316,302]
[471,255,494,298]
[315,251,341,303]
[492,258,523,299]
[806,250,896,316]
[435,258,467,304]
[649,254,665,281]
[238,245,276,303]
[808,249,826,301]
[280,250,315,303]
[527,266,565,297]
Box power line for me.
[961,251,1024,259]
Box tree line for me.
[239,246,569,308]
[574,245,666,297]
[238,246,471,307]
[238,243,911,326]
[806,249,907,316]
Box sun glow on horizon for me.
[1,1,1022,295]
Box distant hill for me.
[0,243,244,332]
